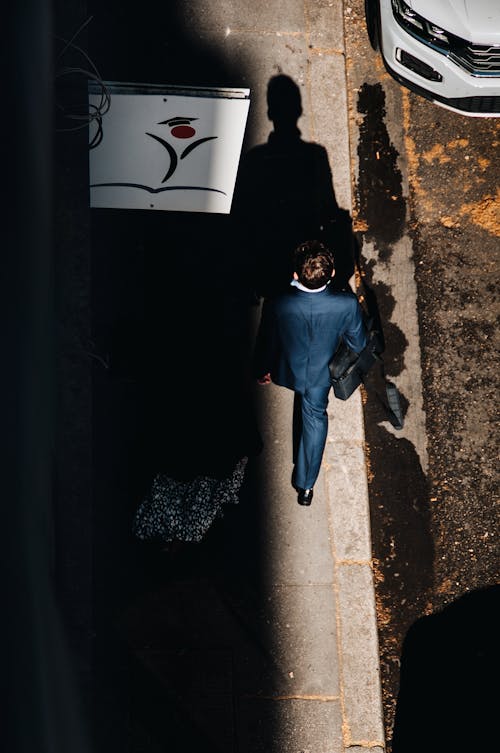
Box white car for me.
[365,0,500,116]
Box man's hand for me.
[257,372,272,385]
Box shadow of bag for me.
[328,316,384,401]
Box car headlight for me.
[391,0,451,50]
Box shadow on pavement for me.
[231,73,355,298]
[56,6,365,752]
[392,585,499,752]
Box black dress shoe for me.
[297,488,313,506]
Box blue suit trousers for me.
[293,384,331,490]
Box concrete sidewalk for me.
[113,3,386,751]
[249,381,384,752]
[181,1,386,750]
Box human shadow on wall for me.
[231,74,355,300]
[391,585,499,752]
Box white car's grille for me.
[451,44,500,76]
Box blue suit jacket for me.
[254,286,367,393]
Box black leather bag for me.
[329,316,384,400]
[326,261,404,428]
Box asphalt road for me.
[345,2,499,750]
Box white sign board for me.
[88,83,250,214]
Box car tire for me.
[365,0,380,51]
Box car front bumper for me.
[378,0,500,116]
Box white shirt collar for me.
[290,279,327,293]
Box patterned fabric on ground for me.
[133,457,248,543]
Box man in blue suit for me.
[254,240,366,505]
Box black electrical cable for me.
[54,17,110,148]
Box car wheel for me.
[365,0,379,51]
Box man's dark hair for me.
[294,240,335,289]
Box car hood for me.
[410,0,500,44]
